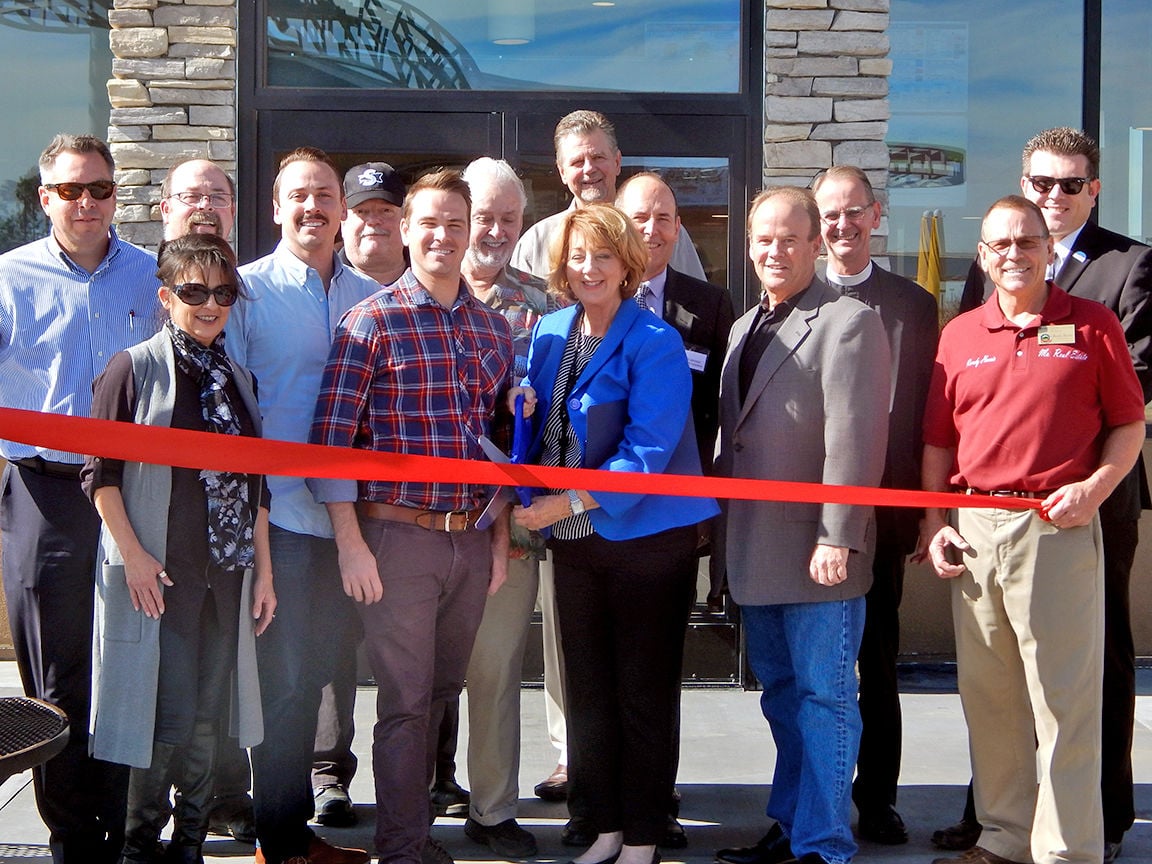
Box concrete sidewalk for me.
[2,660,1150,863]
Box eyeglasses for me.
[43,180,116,201]
[168,192,233,208]
[979,235,1049,256]
[819,205,871,224]
[170,282,239,306]
[1025,175,1091,196]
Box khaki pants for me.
[953,507,1104,864]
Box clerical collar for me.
[824,260,873,287]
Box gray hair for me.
[462,157,527,211]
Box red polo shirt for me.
[923,284,1145,492]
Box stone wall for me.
[762,0,891,253]
[106,0,237,249]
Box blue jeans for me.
[252,527,356,864]
[742,598,866,864]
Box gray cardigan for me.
[89,329,264,768]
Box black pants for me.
[852,539,905,811]
[552,525,697,846]
[1,463,128,864]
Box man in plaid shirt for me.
[309,168,514,864]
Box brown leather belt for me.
[356,501,484,533]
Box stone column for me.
[106,0,237,249]
[763,0,891,253]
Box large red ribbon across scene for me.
[0,407,1041,512]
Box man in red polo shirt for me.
[920,195,1145,864]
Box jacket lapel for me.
[1055,224,1095,292]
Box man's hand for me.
[1040,483,1102,529]
[925,524,971,579]
[809,544,850,586]
[488,503,511,596]
[252,568,277,636]
[337,538,383,604]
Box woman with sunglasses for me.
[83,233,275,864]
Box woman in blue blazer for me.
[513,204,718,864]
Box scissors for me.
[475,394,549,537]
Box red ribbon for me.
[0,407,1042,511]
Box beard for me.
[182,211,223,236]
[467,242,512,272]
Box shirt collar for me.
[824,260,873,288]
[47,225,120,275]
[980,282,1073,330]
[1054,223,1086,264]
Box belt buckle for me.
[444,509,469,532]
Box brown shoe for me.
[932,847,1028,864]
[931,819,982,852]
[255,836,369,864]
[534,764,569,802]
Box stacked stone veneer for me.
[763,0,891,254]
[106,0,237,249]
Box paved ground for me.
[2,660,1151,863]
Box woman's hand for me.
[507,386,537,417]
[513,493,585,531]
[252,567,277,636]
[123,547,172,619]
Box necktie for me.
[635,282,653,312]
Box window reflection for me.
[266,0,740,93]
[886,0,1081,302]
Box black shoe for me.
[464,817,539,859]
[205,793,257,845]
[314,784,357,828]
[931,818,983,852]
[660,815,688,850]
[856,804,908,845]
[421,836,455,864]
[1104,841,1123,864]
[561,817,597,848]
[715,824,795,864]
[430,778,470,818]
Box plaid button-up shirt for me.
[310,269,514,512]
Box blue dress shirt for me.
[230,242,379,538]
[0,227,161,463]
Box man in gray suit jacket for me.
[713,187,890,864]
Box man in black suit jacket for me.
[949,128,1152,864]
[811,166,939,846]
[615,170,735,846]
[617,171,735,472]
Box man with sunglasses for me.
[947,128,1152,864]
[0,133,160,864]
[921,195,1145,864]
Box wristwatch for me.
[567,489,586,516]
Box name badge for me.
[1038,324,1076,345]
[685,348,708,372]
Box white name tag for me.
[686,348,708,372]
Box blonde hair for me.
[547,204,648,302]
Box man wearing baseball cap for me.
[339,162,408,287]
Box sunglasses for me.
[1026,175,1091,196]
[170,282,239,307]
[43,180,117,201]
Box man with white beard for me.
[458,157,557,860]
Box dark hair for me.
[38,134,115,179]
[273,146,342,200]
[156,234,248,300]
[547,203,648,301]
[401,168,472,221]
[747,186,821,240]
[1022,127,1100,180]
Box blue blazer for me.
[524,301,719,540]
